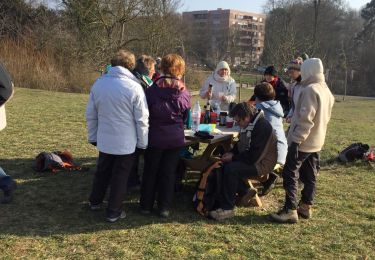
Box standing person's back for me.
[88,66,148,154]
[140,54,191,218]
[86,50,149,222]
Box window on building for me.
[194,14,208,19]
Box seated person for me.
[254,82,288,195]
[209,102,277,220]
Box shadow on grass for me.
[0,157,272,237]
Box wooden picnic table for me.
[183,125,240,172]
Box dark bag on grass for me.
[193,161,222,217]
[35,150,87,172]
[338,143,370,162]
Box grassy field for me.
[0,88,374,259]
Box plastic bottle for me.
[191,101,201,132]
[186,108,192,129]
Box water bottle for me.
[191,101,201,132]
[186,108,192,129]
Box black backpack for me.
[193,161,223,217]
[338,143,370,163]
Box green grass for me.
[0,88,374,259]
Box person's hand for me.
[288,142,299,160]
[221,152,233,163]
[221,95,227,102]
[89,142,97,147]
[285,117,291,123]
[205,90,212,99]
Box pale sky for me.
[179,0,370,13]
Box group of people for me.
[85,49,335,224]
[86,51,190,222]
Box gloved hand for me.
[90,142,97,147]
[289,142,299,160]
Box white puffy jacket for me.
[86,66,149,155]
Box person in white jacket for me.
[86,50,149,223]
[270,58,334,224]
[199,61,237,111]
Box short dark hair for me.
[254,82,276,101]
[264,65,277,77]
[135,55,156,75]
[229,102,257,120]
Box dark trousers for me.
[127,153,141,188]
[283,151,320,210]
[140,147,181,211]
[89,151,135,215]
[219,161,258,210]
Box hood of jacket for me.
[106,66,139,83]
[256,100,284,118]
[151,76,188,101]
[301,58,325,86]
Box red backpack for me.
[35,150,87,173]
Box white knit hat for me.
[215,61,231,75]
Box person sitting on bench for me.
[209,102,278,221]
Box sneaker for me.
[269,207,298,224]
[209,208,235,221]
[106,211,126,223]
[297,202,312,219]
[89,203,101,211]
[236,187,257,207]
[159,210,170,218]
[260,172,278,197]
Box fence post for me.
[238,72,242,102]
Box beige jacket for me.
[288,58,335,152]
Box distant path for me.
[336,95,375,100]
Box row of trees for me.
[0,0,374,96]
[262,0,375,96]
[0,0,185,92]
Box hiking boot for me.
[297,202,312,219]
[260,172,278,197]
[106,211,126,223]
[269,207,298,224]
[209,208,235,221]
[159,210,170,218]
[236,187,257,207]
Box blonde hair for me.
[110,50,135,70]
[161,54,185,78]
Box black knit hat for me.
[264,65,277,76]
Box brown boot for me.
[297,202,312,219]
[270,207,298,224]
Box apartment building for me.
[183,9,266,68]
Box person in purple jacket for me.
[140,54,191,218]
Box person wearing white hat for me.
[199,61,237,111]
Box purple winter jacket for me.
[146,77,191,149]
